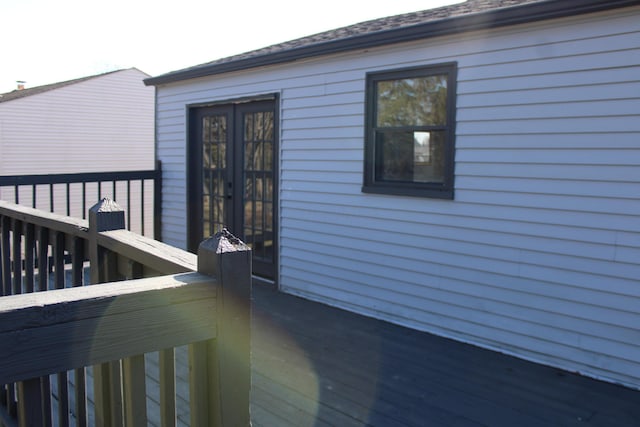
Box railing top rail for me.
[0,199,194,276]
[0,271,217,385]
[98,229,197,274]
[0,199,251,426]
[0,200,88,238]
[89,198,197,275]
[0,169,158,186]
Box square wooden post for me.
[89,198,125,284]
[89,198,126,427]
[190,229,252,427]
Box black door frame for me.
[187,95,279,280]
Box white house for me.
[0,68,155,231]
[0,68,154,174]
[145,0,640,389]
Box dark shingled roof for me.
[0,68,142,103]
[186,0,538,68]
[144,0,638,86]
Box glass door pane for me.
[202,114,227,238]
[242,109,275,265]
[190,101,277,280]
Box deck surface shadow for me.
[248,283,640,427]
[49,280,640,427]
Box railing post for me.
[89,198,125,284]
[190,229,252,427]
[89,198,126,427]
[153,160,162,242]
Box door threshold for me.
[252,275,276,289]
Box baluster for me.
[24,224,35,293]
[49,184,54,213]
[14,220,41,427]
[82,182,87,220]
[122,260,148,426]
[126,180,131,233]
[1,216,10,296]
[36,226,52,426]
[5,219,21,418]
[71,237,88,427]
[51,231,70,427]
[17,224,40,426]
[66,183,71,216]
[140,180,145,236]
[159,348,176,427]
[0,215,9,421]
[154,160,163,241]
[11,219,22,295]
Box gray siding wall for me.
[0,68,155,234]
[154,6,640,388]
[0,68,154,174]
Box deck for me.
[247,283,640,427]
[46,280,640,426]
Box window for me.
[363,63,457,199]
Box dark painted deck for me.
[47,280,640,426]
[249,283,640,427]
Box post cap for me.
[89,198,125,232]
[197,229,251,275]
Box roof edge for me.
[0,67,145,103]
[144,0,639,86]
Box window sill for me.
[361,184,454,200]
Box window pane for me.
[375,130,414,182]
[254,141,263,171]
[245,142,254,170]
[203,115,227,169]
[414,131,446,183]
[264,141,273,170]
[244,114,253,141]
[375,130,445,183]
[376,75,448,127]
[264,112,274,140]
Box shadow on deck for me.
[42,279,640,426]
[249,282,640,427]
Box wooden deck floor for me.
[246,283,640,427]
[50,281,640,426]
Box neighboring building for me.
[0,68,155,231]
[145,0,640,389]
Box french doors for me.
[188,100,277,279]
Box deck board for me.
[49,281,640,426]
[246,283,640,427]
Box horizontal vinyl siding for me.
[0,69,154,174]
[154,5,640,388]
[0,69,155,234]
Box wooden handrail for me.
[97,229,196,274]
[0,272,216,385]
[0,200,88,239]
[0,198,194,276]
[0,199,251,427]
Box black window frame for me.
[363,62,457,199]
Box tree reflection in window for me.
[364,63,456,199]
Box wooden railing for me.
[0,199,251,427]
[0,162,162,240]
